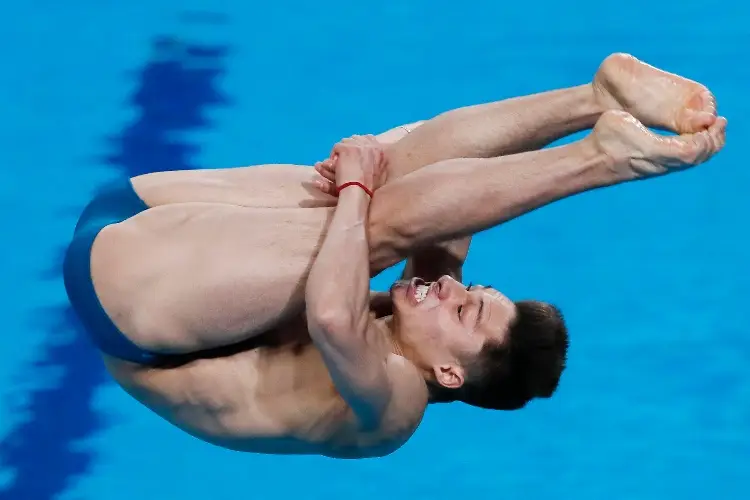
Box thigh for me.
[131,164,337,209]
[91,201,333,354]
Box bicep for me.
[308,320,393,429]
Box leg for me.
[96,112,724,355]
[91,201,336,354]
[369,53,717,280]
[114,80,605,353]
[135,80,599,212]
[136,55,715,212]
[315,85,603,276]
[382,53,716,180]
[374,121,425,144]
[95,115,605,355]
[378,84,600,280]
[368,111,726,272]
[384,84,601,179]
[94,55,720,354]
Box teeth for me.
[414,284,429,303]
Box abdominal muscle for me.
[103,323,416,458]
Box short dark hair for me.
[430,300,569,410]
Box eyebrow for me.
[476,298,485,327]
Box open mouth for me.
[414,284,429,303]
[392,278,440,306]
[411,278,439,304]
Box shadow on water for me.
[0,35,230,500]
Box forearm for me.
[306,188,372,331]
[306,185,392,428]
[368,140,620,270]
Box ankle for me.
[560,84,606,131]
[579,136,627,184]
[580,83,607,117]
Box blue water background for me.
[0,2,747,499]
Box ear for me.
[433,364,465,390]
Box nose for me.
[436,275,461,301]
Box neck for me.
[372,315,405,357]
[374,315,443,404]
[374,315,437,376]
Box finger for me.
[314,162,336,182]
[313,179,337,196]
[321,166,336,182]
[315,158,336,171]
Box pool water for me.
[1,2,747,499]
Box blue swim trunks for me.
[63,177,160,365]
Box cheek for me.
[433,312,463,342]
[407,309,448,342]
[439,319,484,354]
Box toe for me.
[709,116,728,153]
[686,111,717,133]
[699,89,718,116]
[670,130,709,165]
[675,89,718,133]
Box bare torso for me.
[93,165,427,458]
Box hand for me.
[313,135,387,197]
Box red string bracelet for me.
[336,181,373,197]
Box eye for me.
[458,283,473,319]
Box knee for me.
[367,208,411,274]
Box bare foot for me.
[591,110,726,179]
[593,53,717,134]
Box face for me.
[389,275,518,389]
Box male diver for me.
[64,54,725,458]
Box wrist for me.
[336,181,374,198]
[337,185,372,206]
